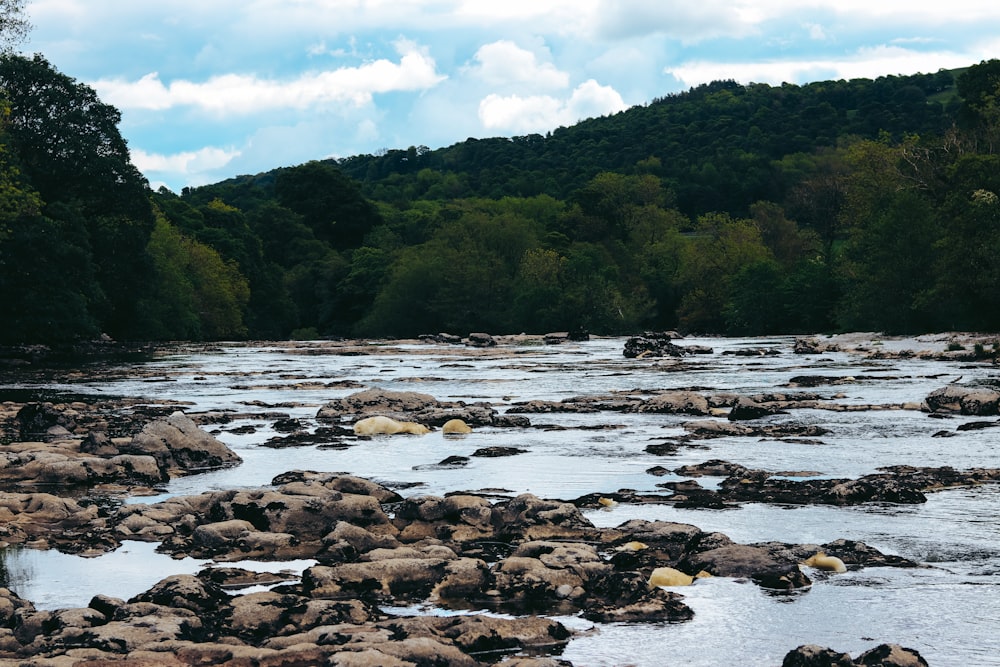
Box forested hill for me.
[4,54,1000,345]
[332,70,960,216]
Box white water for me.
[3,335,999,666]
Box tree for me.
[0,0,30,53]
[274,161,382,250]
[676,213,773,331]
[0,53,155,337]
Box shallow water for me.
[3,335,999,666]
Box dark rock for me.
[728,396,786,420]
[466,332,496,347]
[272,417,303,432]
[623,335,687,358]
[783,644,855,666]
[856,643,929,666]
[472,446,528,457]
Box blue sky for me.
[22,1,1000,193]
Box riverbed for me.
[2,334,999,666]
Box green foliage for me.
[0,53,155,340]
[9,53,1000,342]
[136,215,250,340]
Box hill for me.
[4,55,1000,344]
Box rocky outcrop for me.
[924,384,1000,415]
[121,410,241,475]
[623,333,692,358]
[316,388,529,429]
[783,643,929,666]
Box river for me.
[2,334,999,666]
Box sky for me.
[20,1,1000,193]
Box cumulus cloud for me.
[466,41,570,90]
[666,45,978,88]
[131,146,240,174]
[92,40,446,115]
[479,79,626,133]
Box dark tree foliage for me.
[274,161,383,250]
[0,54,155,341]
[10,57,1000,343]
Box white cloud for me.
[131,146,241,183]
[478,79,626,133]
[466,41,569,90]
[92,40,446,115]
[592,0,764,42]
[667,45,979,88]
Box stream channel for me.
[2,334,999,666]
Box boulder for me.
[636,391,711,415]
[678,544,811,590]
[466,332,496,347]
[924,384,1000,415]
[728,396,786,420]
[124,411,241,475]
[623,335,687,358]
[316,388,446,421]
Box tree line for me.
[3,48,1000,344]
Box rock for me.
[496,494,596,541]
[783,644,855,666]
[466,332,496,347]
[317,388,443,421]
[544,332,571,344]
[636,391,711,415]
[728,396,786,420]
[442,418,473,434]
[353,415,430,435]
[924,384,1000,415]
[623,335,688,358]
[124,411,242,475]
[782,643,929,667]
[793,338,841,354]
[472,446,527,457]
[583,587,694,623]
[678,544,812,590]
[855,643,929,666]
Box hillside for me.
[4,55,1000,344]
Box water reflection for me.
[0,542,316,610]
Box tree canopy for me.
[6,54,1000,343]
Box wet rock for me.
[0,492,109,551]
[723,347,782,356]
[783,644,856,666]
[467,332,497,347]
[582,586,694,623]
[623,334,688,358]
[472,446,528,457]
[728,396,787,420]
[635,391,711,415]
[496,494,597,541]
[782,643,929,667]
[855,643,929,666]
[678,544,812,590]
[317,388,444,421]
[272,417,303,432]
[683,419,830,440]
[493,541,607,606]
[123,411,242,475]
[303,554,484,601]
[924,384,1000,415]
[794,338,841,354]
